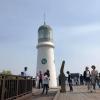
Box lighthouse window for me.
[39,30,44,39]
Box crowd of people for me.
[65,65,100,92]
[83,65,99,92]
[35,65,100,94]
[35,69,50,95]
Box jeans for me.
[42,84,48,94]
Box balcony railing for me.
[0,74,35,100]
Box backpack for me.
[83,70,90,79]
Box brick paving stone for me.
[27,88,58,100]
[57,86,100,100]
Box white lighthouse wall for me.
[37,46,57,88]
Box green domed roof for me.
[38,23,52,32]
[38,23,53,42]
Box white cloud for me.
[68,23,100,35]
[54,23,100,36]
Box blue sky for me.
[0,0,100,77]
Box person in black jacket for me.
[45,69,50,89]
[46,69,50,78]
[83,67,91,90]
[80,74,84,85]
[67,71,73,92]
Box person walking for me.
[91,65,98,92]
[67,71,73,92]
[80,74,84,85]
[42,73,49,95]
[38,71,43,89]
[83,67,91,91]
[96,74,100,88]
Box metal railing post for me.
[1,76,5,100]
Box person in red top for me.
[38,71,43,89]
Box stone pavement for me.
[31,88,58,100]
[16,86,100,100]
[15,88,58,100]
[57,85,100,100]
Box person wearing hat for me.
[83,67,91,90]
[91,65,98,92]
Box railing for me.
[0,74,34,100]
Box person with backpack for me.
[83,67,91,90]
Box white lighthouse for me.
[36,22,57,88]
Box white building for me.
[36,22,57,88]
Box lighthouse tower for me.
[36,22,57,88]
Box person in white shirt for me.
[83,67,91,90]
[36,73,39,88]
[42,73,49,95]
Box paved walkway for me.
[31,88,58,100]
[21,86,100,100]
[57,85,100,100]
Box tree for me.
[24,67,28,71]
[1,70,12,75]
